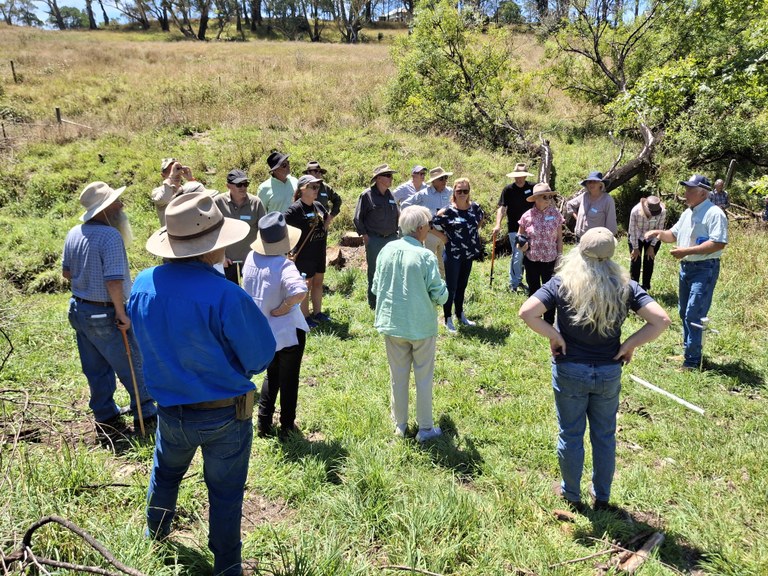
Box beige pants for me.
[384,335,437,430]
[425,231,446,279]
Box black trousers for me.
[628,240,660,290]
[523,256,556,325]
[258,329,306,431]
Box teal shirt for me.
[373,236,448,340]
[670,199,728,261]
[257,174,298,214]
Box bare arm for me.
[270,291,307,317]
[492,206,507,235]
[519,296,566,357]
[105,279,130,331]
[645,229,676,243]
[613,301,671,363]
[669,240,726,260]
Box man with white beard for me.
[62,181,157,434]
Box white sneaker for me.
[394,423,407,438]
[445,317,457,334]
[416,426,442,443]
[459,313,476,326]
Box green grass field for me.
[1,25,768,576]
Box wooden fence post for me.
[10,60,17,84]
[55,107,62,124]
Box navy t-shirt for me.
[534,276,654,364]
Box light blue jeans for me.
[147,405,252,576]
[67,298,156,424]
[679,259,720,368]
[552,361,622,503]
[507,232,524,289]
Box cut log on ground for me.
[618,531,665,573]
[340,231,364,247]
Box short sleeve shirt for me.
[431,203,486,261]
[498,182,534,233]
[518,205,564,262]
[669,199,728,261]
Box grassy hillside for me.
[1,25,768,576]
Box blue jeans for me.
[679,259,720,368]
[551,361,622,503]
[67,298,156,424]
[147,405,253,576]
[443,256,473,319]
[507,232,524,289]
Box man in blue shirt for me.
[129,192,276,576]
[646,174,728,370]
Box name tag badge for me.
[455,217,466,223]
[306,212,316,219]
[90,314,108,319]
[389,200,396,204]
[590,207,599,214]
[240,215,251,221]
[545,215,555,221]
[320,192,328,197]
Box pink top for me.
[518,205,564,263]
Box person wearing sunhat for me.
[214,168,266,284]
[565,171,617,238]
[128,192,276,576]
[150,158,196,225]
[284,174,331,327]
[519,227,670,513]
[627,195,666,291]
[493,162,535,292]
[304,161,342,223]
[242,212,309,438]
[354,164,401,309]
[517,182,564,323]
[401,166,454,278]
[392,164,428,204]
[62,181,157,434]
[257,150,298,213]
[645,174,728,370]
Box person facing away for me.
[62,181,157,434]
[519,227,670,512]
[128,191,276,576]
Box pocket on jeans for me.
[197,418,241,458]
[84,310,117,339]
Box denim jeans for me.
[366,234,397,309]
[443,256,473,319]
[67,298,156,424]
[679,259,720,368]
[551,361,622,503]
[147,405,252,576]
[507,232,524,289]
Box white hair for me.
[399,205,431,237]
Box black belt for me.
[185,396,239,410]
[73,296,114,307]
[370,232,398,239]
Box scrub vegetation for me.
[1,23,768,576]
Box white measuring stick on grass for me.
[629,374,705,415]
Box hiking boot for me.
[305,316,319,329]
[394,423,407,438]
[552,481,588,514]
[416,426,442,443]
[313,312,332,323]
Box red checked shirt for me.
[518,205,564,263]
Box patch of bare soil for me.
[241,492,294,530]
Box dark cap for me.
[227,169,249,185]
[267,151,290,172]
[679,174,712,191]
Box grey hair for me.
[399,205,432,237]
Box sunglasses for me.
[454,189,470,194]
[379,173,393,179]
[437,176,448,181]
[539,195,555,200]
[305,184,320,190]
[235,182,249,188]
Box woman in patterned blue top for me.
[432,178,486,333]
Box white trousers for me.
[384,335,437,430]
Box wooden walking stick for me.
[489,230,497,287]
[289,215,321,262]
[120,329,145,436]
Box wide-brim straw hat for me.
[527,182,556,202]
[579,227,617,261]
[370,164,397,183]
[250,211,302,256]
[146,192,250,259]
[80,181,126,222]
[506,163,534,179]
[426,166,453,184]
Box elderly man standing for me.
[392,165,428,204]
[63,182,157,433]
[304,161,342,226]
[214,168,266,284]
[129,192,275,576]
[627,195,666,291]
[401,166,453,278]
[709,179,730,210]
[646,174,728,370]
[492,163,535,292]
[373,205,448,443]
[150,158,196,225]
[257,151,298,213]
[354,164,400,309]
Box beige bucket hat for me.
[426,166,453,184]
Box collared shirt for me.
[670,199,728,261]
[257,174,298,213]
[353,186,399,237]
[242,251,309,352]
[128,261,275,407]
[498,181,534,233]
[214,192,266,263]
[150,179,179,225]
[518,204,564,263]
[709,190,730,209]
[392,179,427,204]
[62,220,131,302]
[401,185,453,215]
[567,191,617,237]
[628,202,667,250]
[431,203,486,261]
[372,236,448,341]
[316,182,342,216]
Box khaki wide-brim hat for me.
[579,227,617,261]
[527,182,556,202]
[506,163,534,179]
[426,166,453,184]
[146,192,250,259]
[250,211,302,256]
[370,163,398,183]
[79,181,126,222]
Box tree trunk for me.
[85,0,98,28]
[160,5,169,31]
[48,0,66,29]
[250,0,261,29]
[198,0,209,40]
[241,0,249,26]
[604,124,661,192]
[97,0,109,24]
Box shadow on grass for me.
[458,323,510,346]
[278,434,348,484]
[310,318,354,340]
[421,415,484,482]
[160,539,212,576]
[704,358,765,388]
[572,508,706,574]
[652,290,680,310]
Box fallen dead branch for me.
[618,531,665,573]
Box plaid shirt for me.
[709,190,730,209]
[628,203,667,250]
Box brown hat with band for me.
[641,195,663,218]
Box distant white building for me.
[384,8,410,22]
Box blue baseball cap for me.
[679,174,711,190]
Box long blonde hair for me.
[556,247,630,337]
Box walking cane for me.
[120,328,145,436]
[690,316,719,371]
[489,230,497,287]
[233,260,243,286]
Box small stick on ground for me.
[618,532,665,573]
